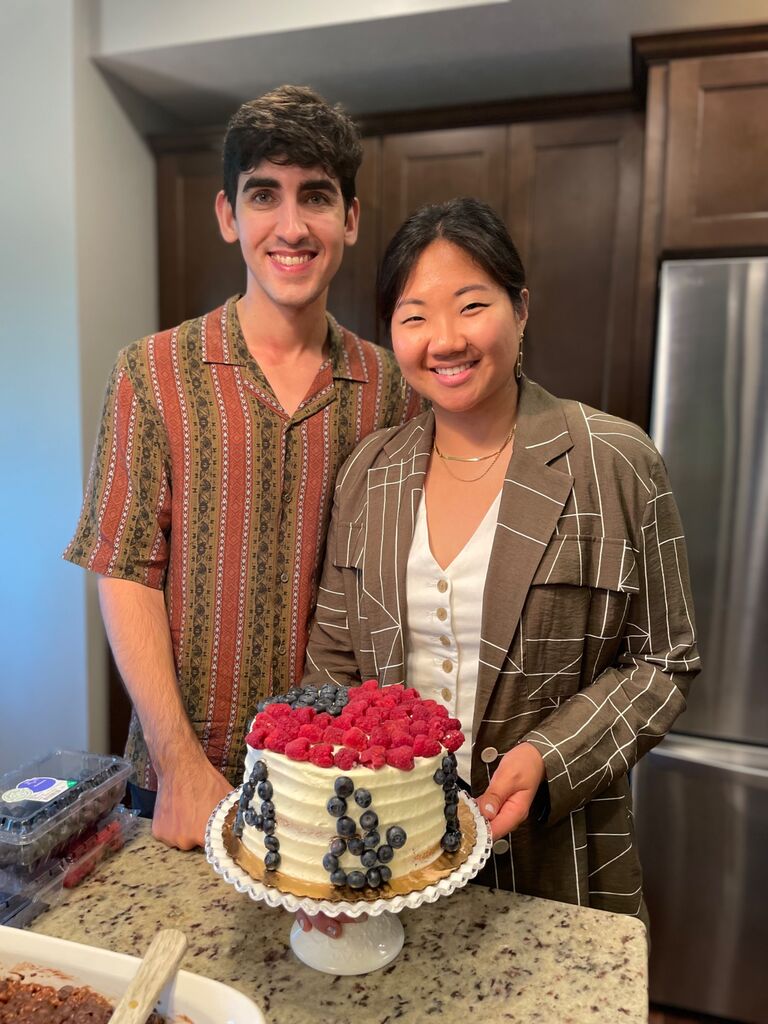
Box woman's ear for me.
[215,190,239,244]
[517,288,530,332]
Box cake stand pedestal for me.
[206,790,492,976]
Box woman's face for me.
[391,239,528,420]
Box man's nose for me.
[275,199,309,243]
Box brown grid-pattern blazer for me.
[303,379,700,921]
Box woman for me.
[301,197,700,926]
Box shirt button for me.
[279,572,289,584]
[480,746,498,763]
[441,686,452,701]
[437,579,448,593]
[439,635,451,648]
[436,608,448,622]
[441,660,453,674]
[493,838,510,855]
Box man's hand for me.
[153,756,233,850]
[294,909,367,939]
[478,742,546,840]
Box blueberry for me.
[286,687,302,701]
[250,761,268,783]
[442,754,456,772]
[261,800,275,817]
[354,789,372,809]
[363,831,380,850]
[387,826,407,849]
[379,865,392,884]
[337,816,356,837]
[433,769,446,786]
[329,837,346,857]
[359,810,378,831]
[264,835,280,852]
[232,820,244,839]
[347,870,366,889]
[441,830,462,853]
[242,781,255,802]
[366,868,382,888]
[377,844,394,863]
[334,777,354,798]
[327,796,347,818]
[264,851,281,870]
[263,819,276,836]
[323,853,339,873]
[361,849,377,868]
[244,808,259,827]
[257,780,273,800]
[347,837,364,856]
[444,802,458,819]
[330,869,347,887]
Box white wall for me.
[0,0,157,773]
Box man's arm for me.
[98,576,231,849]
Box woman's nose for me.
[429,328,465,354]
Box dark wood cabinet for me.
[506,114,643,416]
[663,53,768,250]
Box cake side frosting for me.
[241,747,445,883]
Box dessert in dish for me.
[232,681,466,893]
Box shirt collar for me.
[201,297,368,384]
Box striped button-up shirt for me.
[65,298,421,787]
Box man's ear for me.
[215,190,239,244]
[344,197,360,248]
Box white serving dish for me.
[0,925,266,1024]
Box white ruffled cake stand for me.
[206,789,492,975]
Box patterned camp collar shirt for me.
[64,298,421,788]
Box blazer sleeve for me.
[301,484,364,689]
[522,452,701,824]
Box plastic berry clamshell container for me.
[0,750,132,871]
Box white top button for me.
[493,838,510,855]
[480,746,498,763]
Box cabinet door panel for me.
[663,54,768,249]
[507,114,643,419]
[381,127,507,246]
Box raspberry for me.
[368,726,391,749]
[245,724,271,747]
[294,706,316,725]
[377,695,400,710]
[361,711,384,732]
[413,736,442,757]
[334,746,360,770]
[314,712,332,730]
[323,726,345,745]
[268,703,292,719]
[281,718,301,740]
[389,730,412,749]
[428,719,448,741]
[360,679,379,692]
[335,713,358,732]
[432,704,449,718]
[359,745,387,769]
[442,730,465,752]
[285,737,312,761]
[410,704,430,721]
[254,711,275,728]
[388,705,410,721]
[386,746,415,771]
[445,717,462,732]
[298,723,324,742]
[264,732,288,753]
[346,700,371,718]
[308,743,335,768]
[402,688,420,702]
[342,727,367,751]
[409,719,428,737]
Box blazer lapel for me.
[362,413,434,685]
[473,381,574,736]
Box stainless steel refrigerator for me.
[633,258,768,1024]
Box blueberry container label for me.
[1,777,77,805]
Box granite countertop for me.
[31,821,647,1023]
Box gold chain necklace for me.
[434,423,516,482]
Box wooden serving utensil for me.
[110,928,188,1024]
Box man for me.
[65,86,420,850]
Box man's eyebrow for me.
[299,178,340,195]
[240,176,280,194]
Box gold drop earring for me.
[515,333,524,380]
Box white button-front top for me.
[405,490,502,783]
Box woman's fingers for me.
[294,909,368,938]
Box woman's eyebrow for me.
[395,297,425,311]
[455,284,491,297]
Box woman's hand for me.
[478,742,546,840]
[294,909,368,939]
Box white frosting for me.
[242,746,446,884]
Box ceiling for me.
[95,0,768,130]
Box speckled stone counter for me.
[32,822,647,1023]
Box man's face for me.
[215,160,359,315]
